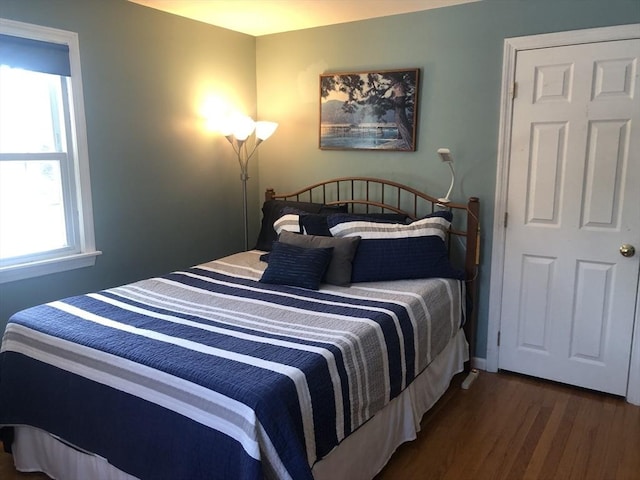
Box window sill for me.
[0,250,102,284]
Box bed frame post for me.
[265,188,276,201]
[463,197,480,383]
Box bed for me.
[0,177,480,480]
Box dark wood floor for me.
[2,371,638,480]
[376,371,640,480]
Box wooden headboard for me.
[265,177,480,361]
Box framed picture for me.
[319,68,420,151]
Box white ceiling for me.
[128,0,480,36]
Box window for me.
[0,19,100,283]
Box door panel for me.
[527,122,566,224]
[582,120,628,227]
[499,39,640,395]
[571,260,612,362]
[518,255,554,351]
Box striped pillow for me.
[273,214,301,235]
[328,214,463,282]
[328,214,451,240]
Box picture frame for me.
[319,68,420,151]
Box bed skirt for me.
[11,329,468,480]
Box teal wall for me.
[255,0,640,358]
[0,0,257,332]
[1,0,638,358]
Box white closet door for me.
[499,39,640,395]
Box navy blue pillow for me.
[327,212,411,225]
[328,214,462,282]
[277,230,361,286]
[279,207,339,237]
[259,241,334,290]
[350,213,411,223]
[299,213,333,236]
[350,236,463,282]
[422,210,453,222]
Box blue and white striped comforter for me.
[0,251,464,480]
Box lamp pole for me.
[239,146,250,251]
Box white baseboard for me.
[471,357,487,371]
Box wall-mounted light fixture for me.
[221,115,278,250]
[437,147,455,204]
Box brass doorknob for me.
[620,244,636,257]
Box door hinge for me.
[504,212,508,228]
[512,81,518,99]
[497,331,501,346]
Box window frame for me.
[0,18,100,283]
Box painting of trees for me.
[320,69,419,151]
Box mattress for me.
[0,250,465,480]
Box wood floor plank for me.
[584,396,616,480]
[522,388,570,480]
[536,386,582,479]
[438,373,525,480]
[615,402,640,480]
[480,393,540,479]
[601,395,629,477]
[505,394,554,480]
[567,394,604,480]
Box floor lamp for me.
[222,116,278,250]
